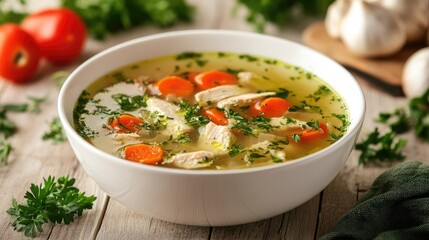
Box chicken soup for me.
[74,52,349,170]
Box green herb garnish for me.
[0,138,12,165]
[178,101,210,127]
[112,94,147,111]
[376,109,410,134]
[409,89,429,141]
[228,144,247,157]
[7,176,96,238]
[236,0,333,32]
[42,117,67,144]
[355,128,407,165]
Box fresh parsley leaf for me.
[375,108,410,134]
[236,0,333,32]
[270,154,283,163]
[228,144,246,157]
[175,133,191,143]
[355,128,407,165]
[176,52,202,60]
[409,89,429,142]
[42,117,67,144]
[60,0,195,40]
[0,138,12,165]
[292,134,302,143]
[112,94,147,111]
[275,88,291,99]
[225,110,276,136]
[7,176,96,238]
[178,101,209,127]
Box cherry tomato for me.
[0,24,40,83]
[22,8,86,65]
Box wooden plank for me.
[0,62,106,239]
[210,195,320,240]
[96,200,210,240]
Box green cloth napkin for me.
[321,161,429,240]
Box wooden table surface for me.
[1,1,428,239]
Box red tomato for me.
[22,8,86,65]
[0,24,40,83]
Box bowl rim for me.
[58,29,366,176]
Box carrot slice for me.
[249,97,293,118]
[202,108,228,126]
[109,115,143,133]
[300,122,329,142]
[194,70,238,90]
[124,144,164,165]
[157,76,195,98]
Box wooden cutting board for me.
[302,22,425,87]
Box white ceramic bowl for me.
[58,30,365,226]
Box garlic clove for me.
[340,0,406,57]
[372,0,427,43]
[402,47,429,98]
[325,0,351,39]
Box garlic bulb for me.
[402,47,429,98]
[340,0,406,57]
[325,0,351,39]
[372,0,427,42]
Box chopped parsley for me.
[306,85,332,102]
[225,110,277,136]
[175,133,191,143]
[176,52,208,68]
[228,144,246,157]
[176,52,202,60]
[270,154,283,163]
[292,134,302,143]
[178,101,209,127]
[0,139,12,165]
[289,100,323,114]
[355,128,407,165]
[112,94,147,111]
[275,88,292,99]
[409,89,429,141]
[140,111,170,132]
[74,91,98,139]
[238,54,259,62]
[42,117,67,144]
[376,109,410,134]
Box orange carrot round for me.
[124,144,164,165]
[109,115,143,133]
[249,97,292,118]
[194,70,238,90]
[201,108,228,126]
[300,122,329,142]
[157,76,195,98]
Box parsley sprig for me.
[355,89,429,165]
[1,0,195,40]
[42,117,67,144]
[409,89,429,141]
[0,96,46,164]
[7,176,96,238]
[225,109,275,136]
[355,128,406,165]
[178,101,209,127]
